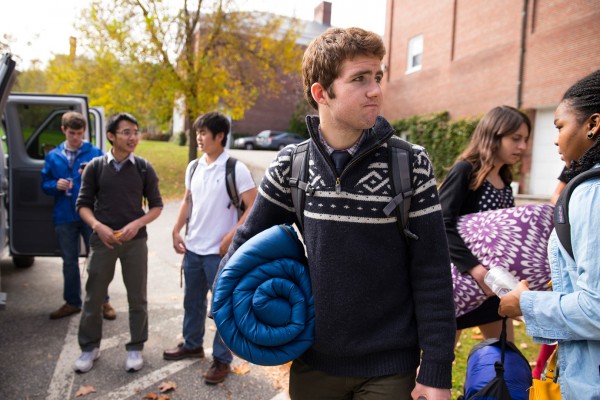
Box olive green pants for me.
[289,358,417,400]
[78,234,148,352]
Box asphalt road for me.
[0,149,287,400]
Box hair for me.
[61,111,86,130]
[302,27,386,110]
[193,111,230,147]
[559,69,600,181]
[561,69,600,124]
[106,112,138,145]
[457,105,531,190]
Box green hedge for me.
[391,111,480,183]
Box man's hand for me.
[468,264,494,297]
[56,178,71,192]
[411,383,451,400]
[172,231,186,254]
[115,220,142,242]
[94,223,122,249]
[219,230,234,257]
[499,280,529,318]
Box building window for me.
[406,34,423,74]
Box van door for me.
[3,94,92,257]
[90,106,106,153]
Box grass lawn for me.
[136,139,541,398]
[135,139,191,201]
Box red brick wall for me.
[382,0,600,120]
[232,74,303,134]
[522,0,600,109]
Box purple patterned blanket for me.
[453,203,554,317]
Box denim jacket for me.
[520,172,600,399]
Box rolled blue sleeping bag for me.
[212,224,314,366]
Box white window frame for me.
[406,34,423,74]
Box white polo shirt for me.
[184,151,255,255]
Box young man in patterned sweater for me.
[220,27,456,399]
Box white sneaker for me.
[125,350,143,372]
[73,348,100,373]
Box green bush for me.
[141,131,171,142]
[176,131,187,146]
[391,112,479,183]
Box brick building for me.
[173,3,331,139]
[381,0,600,196]
[231,2,331,135]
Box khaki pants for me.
[289,358,416,400]
[78,234,148,351]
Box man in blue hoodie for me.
[41,111,115,320]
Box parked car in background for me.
[257,132,305,150]
[233,129,284,150]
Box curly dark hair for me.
[560,70,600,181]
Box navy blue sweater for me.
[224,116,455,388]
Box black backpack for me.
[553,167,600,259]
[187,157,245,226]
[288,137,419,241]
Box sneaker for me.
[50,303,81,320]
[73,348,100,373]
[125,350,143,372]
[102,302,117,320]
[204,359,231,385]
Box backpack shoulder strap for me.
[554,167,600,259]
[133,155,149,209]
[185,159,200,236]
[289,139,312,233]
[92,155,108,194]
[133,155,148,185]
[188,159,200,186]
[225,156,245,220]
[383,137,418,241]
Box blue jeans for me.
[55,222,92,308]
[183,251,232,365]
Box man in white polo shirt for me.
[163,111,257,384]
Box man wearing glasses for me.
[73,112,163,374]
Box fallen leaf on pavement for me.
[159,381,177,393]
[232,361,251,375]
[143,394,158,400]
[75,385,96,397]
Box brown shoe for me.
[163,342,205,360]
[204,359,231,385]
[50,303,81,320]
[102,302,117,320]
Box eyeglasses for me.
[115,129,140,137]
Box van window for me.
[15,103,72,160]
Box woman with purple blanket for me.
[439,105,531,343]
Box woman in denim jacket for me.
[499,69,600,399]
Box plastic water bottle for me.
[484,267,519,297]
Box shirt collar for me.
[317,125,369,156]
[63,141,82,153]
[199,151,228,167]
[107,149,135,165]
